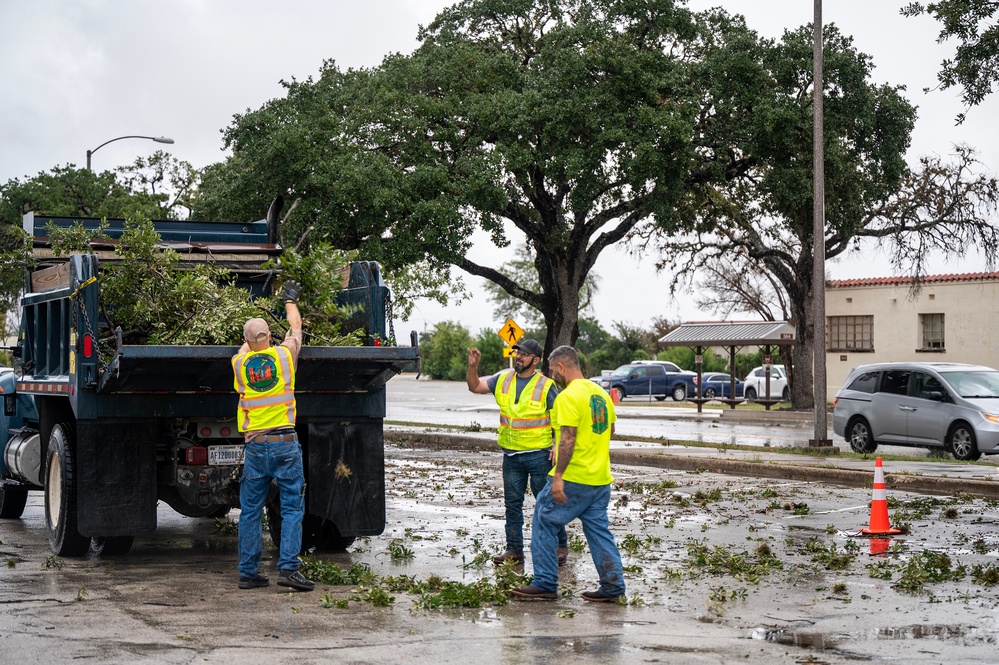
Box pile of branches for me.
[46,217,365,348]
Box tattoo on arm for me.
[555,426,577,475]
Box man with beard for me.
[512,345,625,602]
[466,339,568,566]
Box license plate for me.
[208,445,244,466]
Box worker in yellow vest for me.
[232,280,314,593]
[467,339,568,566]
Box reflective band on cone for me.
[860,457,902,536]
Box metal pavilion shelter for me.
[658,321,796,413]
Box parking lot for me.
[5,438,999,664]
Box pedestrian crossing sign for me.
[502,346,516,358]
[497,318,524,346]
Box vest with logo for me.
[493,370,554,451]
[232,345,296,433]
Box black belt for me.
[252,429,298,443]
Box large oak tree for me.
[648,23,999,408]
[197,0,761,355]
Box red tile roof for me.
[827,272,999,288]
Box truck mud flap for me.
[306,421,385,537]
[76,422,157,536]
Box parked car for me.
[743,365,789,401]
[832,362,999,461]
[693,372,744,399]
[590,361,696,402]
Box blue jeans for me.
[503,450,567,553]
[238,439,305,577]
[531,478,625,596]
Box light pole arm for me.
[86,135,174,170]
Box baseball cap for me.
[512,338,543,357]
[243,318,270,343]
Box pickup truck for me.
[591,361,696,402]
[0,209,418,557]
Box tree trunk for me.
[539,256,581,370]
[790,291,815,410]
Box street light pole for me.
[86,135,175,171]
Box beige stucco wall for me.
[823,278,999,402]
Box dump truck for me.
[0,207,418,557]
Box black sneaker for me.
[277,569,315,592]
[238,573,270,589]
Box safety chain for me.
[385,293,397,346]
[75,278,108,373]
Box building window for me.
[827,315,874,352]
[920,313,945,350]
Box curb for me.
[718,409,814,424]
[384,430,999,500]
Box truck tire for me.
[746,387,758,400]
[91,535,134,556]
[44,424,90,557]
[266,489,355,553]
[0,486,28,519]
[671,384,687,402]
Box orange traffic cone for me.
[610,387,622,404]
[860,457,901,536]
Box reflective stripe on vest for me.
[232,345,296,433]
[494,370,553,451]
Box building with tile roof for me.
[823,271,999,401]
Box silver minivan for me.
[832,362,999,460]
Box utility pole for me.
[810,0,833,449]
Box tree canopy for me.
[648,22,999,408]
[197,0,769,356]
[903,1,999,121]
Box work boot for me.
[510,585,557,600]
[238,573,270,589]
[581,589,624,603]
[557,546,569,566]
[277,569,315,592]
[492,550,525,565]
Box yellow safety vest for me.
[494,370,554,451]
[232,345,296,433]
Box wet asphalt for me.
[3,375,999,663]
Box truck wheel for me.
[45,424,90,557]
[654,395,667,402]
[610,387,624,403]
[0,486,28,519]
[782,387,790,401]
[671,384,687,401]
[266,490,355,553]
[91,535,134,557]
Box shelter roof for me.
[659,321,796,347]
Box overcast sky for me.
[2,0,997,337]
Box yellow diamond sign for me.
[497,318,524,346]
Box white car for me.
[743,365,789,401]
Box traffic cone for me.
[860,457,901,536]
[610,387,622,404]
